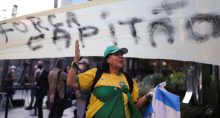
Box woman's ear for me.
[106,57,110,63]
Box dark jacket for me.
[36,69,49,95]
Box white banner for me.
[1,0,220,65]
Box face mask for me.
[11,69,15,72]
[78,64,84,70]
[79,64,88,73]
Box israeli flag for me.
[144,82,180,118]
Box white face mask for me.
[11,69,15,72]
[78,64,88,73]
[78,64,84,70]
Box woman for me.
[67,40,149,118]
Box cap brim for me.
[120,48,128,54]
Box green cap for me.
[104,45,128,57]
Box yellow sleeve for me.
[131,79,139,103]
[77,68,97,90]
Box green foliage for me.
[137,71,185,97]
[137,73,164,96]
[166,71,185,97]
[181,104,215,118]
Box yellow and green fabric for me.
[77,68,142,118]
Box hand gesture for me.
[74,40,80,63]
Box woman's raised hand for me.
[74,40,80,63]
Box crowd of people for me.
[3,40,152,118]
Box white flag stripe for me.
[144,82,180,118]
[151,97,181,118]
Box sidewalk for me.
[0,90,75,118]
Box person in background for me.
[74,58,90,118]
[35,60,49,118]
[5,65,17,103]
[67,40,151,118]
[25,65,40,110]
[48,58,68,118]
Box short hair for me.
[55,58,66,69]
